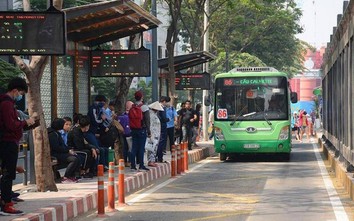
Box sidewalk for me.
[4,141,214,221]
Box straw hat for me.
[149,101,164,111]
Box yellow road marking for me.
[184,210,252,221]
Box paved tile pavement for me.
[2,141,214,221]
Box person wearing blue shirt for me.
[165,97,177,152]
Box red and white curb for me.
[12,147,211,221]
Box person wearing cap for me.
[130,91,151,171]
[146,101,163,167]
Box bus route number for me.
[217,109,228,119]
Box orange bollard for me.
[177,145,181,175]
[97,165,106,217]
[118,159,126,206]
[171,145,176,177]
[184,142,189,171]
[180,142,185,173]
[107,162,117,212]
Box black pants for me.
[54,153,81,178]
[157,126,167,162]
[0,141,18,203]
[167,127,175,151]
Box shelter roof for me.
[64,0,161,47]
[158,51,216,71]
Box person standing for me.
[165,98,177,151]
[179,100,197,150]
[192,103,201,147]
[129,91,151,171]
[157,96,169,162]
[118,101,133,167]
[146,101,163,167]
[0,77,36,215]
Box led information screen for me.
[0,11,66,55]
[175,72,210,90]
[90,49,151,77]
[222,77,280,86]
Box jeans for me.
[0,141,18,203]
[123,136,130,163]
[157,126,167,162]
[54,153,81,178]
[182,125,193,150]
[84,132,108,167]
[191,126,199,145]
[130,129,147,169]
[167,127,175,150]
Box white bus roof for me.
[229,67,279,72]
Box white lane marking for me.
[313,144,349,221]
[122,159,212,209]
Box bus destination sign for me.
[175,72,210,90]
[0,11,66,55]
[223,77,279,86]
[90,49,150,77]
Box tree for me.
[0,59,23,92]
[208,0,304,75]
[12,0,68,192]
[162,0,182,106]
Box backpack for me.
[128,103,143,129]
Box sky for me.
[295,0,345,48]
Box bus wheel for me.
[220,153,227,161]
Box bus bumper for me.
[215,139,291,154]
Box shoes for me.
[0,203,24,216]
[61,177,78,184]
[82,173,94,179]
[11,192,20,198]
[139,167,150,171]
[104,166,109,172]
[11,198,24,203]
[193,144,199,147]
[130,167,138,172]
[148,162,157,167]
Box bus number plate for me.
[244,144,260,149]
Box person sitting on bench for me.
[48,118,81,183]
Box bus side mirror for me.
[204,95,211,106]
[291,92,298,103]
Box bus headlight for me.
[278,126,289,140]
[215,127,225,140]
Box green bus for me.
[213,67,297,161]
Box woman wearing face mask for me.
[85,95,108,172]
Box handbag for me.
[145,138,156,152]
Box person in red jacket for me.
[0,77,36,215]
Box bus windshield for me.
[215,76,289,121]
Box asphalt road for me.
[74,141,351,221]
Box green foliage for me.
[211,51,266,75]
[0,59,24,91]
[14,0,99,10]
[127,80,153,103]
[179,0,305,76]
[90,77,116,101]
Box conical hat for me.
[148,101,164,111]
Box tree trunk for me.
[14,56,58,191]
[114,34,140,111]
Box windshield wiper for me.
[230,105,248,126]
[254,103,272,126]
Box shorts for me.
[301,126,307,130]
[292,126,298,131]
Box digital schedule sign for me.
[223,77,280,86]
[90,49,150,77]
[175,72,210,90]
[0,11,66,55]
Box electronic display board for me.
[175,72,210,90]
[0,11,66,55]
[90,49,151,77]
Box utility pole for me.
[151,0,158,101]
[202,0,209,141]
